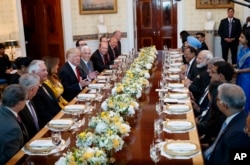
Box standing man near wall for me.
[218,8,241,65]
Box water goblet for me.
[154,119,163,142]
[155,102,162,116]
[105,76,110,88]
[51,130,62,146]
[150,143,161,164]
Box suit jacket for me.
[108,44,116,61]
[0,105,25,164]
[19,100,40,140]
[187,58,198,81]
[79,58,94,74]
[32,84,61,127]
[206,111,250,165]
[59,62,87,102]
[91,49,113,72]
[218,17,241,45]
[114,40,121,56]
[189,66,210,102]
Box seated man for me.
[204,83,250,164]
[196,32,208,51]
[28,60,61,128]
[59,48,90,102]
[0,84,28,164]
[108,37,119,60]
[91,42,118,72]
[19,73,41,140]
[112,30,122,55]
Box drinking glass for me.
[51,131,62,146]
[150,143,161,164]
[154,119,163,142]
[105,76,110,88]
[96,87,103,102]
[155,102,162,116]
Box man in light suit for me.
[218,8,241,64]
[28,60,61,128]
[0,84,28,164]
[19,73,41,140]
[79,45,98,79]
[59,48,91,102]
[204,83,250,164]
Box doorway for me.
[136,0,177,50]
[21,0,65,66]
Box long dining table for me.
[6,51,204,165]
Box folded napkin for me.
[168,68,181,73]
[164,98,189,103]
[167,143,196,151]
[170,63,183,67]
[97,76,107,80]
[77,94,96,99]
[168,93,188,99]
[167,104,189,111]
[49,119,73,125]
[64,104,85,111]
[166,121,192,128]
[168,83,184,88]
[117,55,127,59]
[29,140,54,148]
[88,84,105,89]
[104,70,112,74]
[168,74,180,79]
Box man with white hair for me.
[28,60,61,127]
[185,50,213,106]
[204,83,250,164]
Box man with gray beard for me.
[184,50,213,115]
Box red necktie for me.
[76,67,81,81]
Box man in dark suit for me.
[28,60,61,128]
[108,37,119,60]
[0,84,28,164]
[79,45,98,78]
[59,48,91,102]
[204,83,250,164]
[91,42,118,72]
[218,8,241,64]
[112,30,122,55]
[196,32,208,51]
[183,46,198,81]
[19,73,41,140]
[185,50,213,114]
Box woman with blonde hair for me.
[43,56,68,108]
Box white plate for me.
[163,120,194,133]
[163,104,191,114]
[170,63,183,67]
[47,119,74,131]
[23,139,66,155]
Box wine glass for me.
[154,119,163,142]
[105,76,110,88]
[150,143,161,164]
[96,87,103,102]
[71,111,81,132]
[155,102,163,116]
[51,131,62,146]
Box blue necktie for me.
[87,62,92,72]
[204,121,227,160]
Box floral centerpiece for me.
[88,111,131,137]
[101,94,139,117]
[76,130,97,148]
[64,147,107,165]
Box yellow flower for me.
[83,151,94,160]
[95,150,103,157]
[116,86,123,93]
[113,139,120,148]
[107,129,113,135]
[112,116,120,123]
[79,132,86,138]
